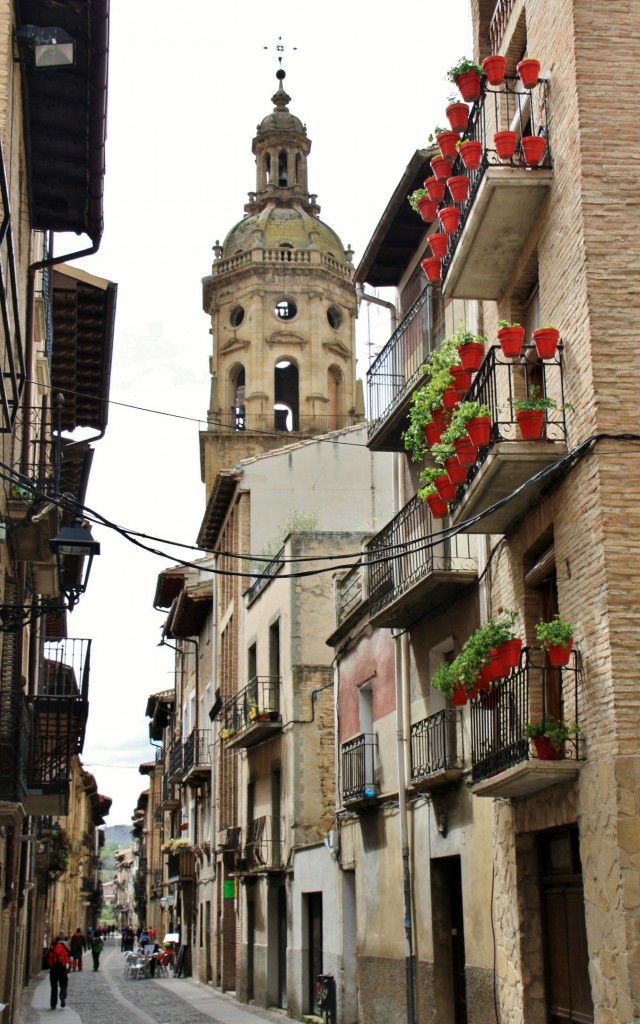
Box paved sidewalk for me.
[21,940,291,1024]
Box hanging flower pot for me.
[533,327,560,359]
[439,205,461,235]
[454,435,478,466]
[546,638,574,667]
[494,130,518,161]
[420,256,441,283]
[515,409,545,439]
[466,415,491,447]
[431,155,454,181]
[455,70,482,102]
[428,232,449,258]
[424,176,446,203]
[457,339,484,372]
[425,492,449,519]
[521,135,547,167]
[447,175,470,204]
[497,325,525,358]
[482,54,507,86]
[445,101,469,134]
[451,684,468,706]
[480,688,500,709]
[423,409,448,448]
[442,385,461,411]
[416,195,438,223]
[458,140,483,171]
[435,474,458,502]
[450,366,472,393]
[437,130,460,160]
[517,58,541,90]
[532,736,563,761]
[445,457,468,487]
[497,638,522,674]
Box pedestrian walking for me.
[46,935,70,1009]
[90,934,104,971]
[69,928,86,972]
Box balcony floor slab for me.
[450,441,566,535]
[443,166,553,300]
[225,720,282,750]
[370,569,478,628]
[471,758,579,798]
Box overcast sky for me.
[64,0,473,825]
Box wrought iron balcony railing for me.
[366,287,444,450]
[365,494,477,627]
[410,709,464,786]
[246,546,284,605]
[205,411,356,435]
[236,815,284,873]
[167,742,183,781]
[0,690,29,805]
[470,646,583,789]
[341,733,378,804]
[334,564,365,632]
[182,728,211,781]
[221,677,282,749]
[489,0,516,51]
[161,775,179,807]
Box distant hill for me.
[103,824,132,849]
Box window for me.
[274,299,297,320]
[229,305,244,327]
[327,304,342,330]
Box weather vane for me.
[263,36,297,66]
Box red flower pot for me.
[545,638,573,667]
[421,257,441,283]
[455,70,482,102]
[416,196,438,223]
[454,435,478,466]
[450,365,472,393]
[451,684,467,706]
[423,409,448,448]
[430,155,454,181]
[515,409,545,439]
[445,101,469,134]
[445,457,468,487]
[424,176,446,203]
[426,492,449,519]
[497,325,525,358]
[517,58,541,90]
[494,130,518,160]
[447,175,470,204]
[533,327,560,359]
[442,385,461,411]
[437,130,460,160]
[466,416,491,447]
[497,638,522,674]
[439,205,461,235]
[457,340,484,372]
[482,54,507,87]
[458,140,483,171]
[480,689,499,709]
[532,736,563,761]
[435,474,457,501]
[428,232,449,258]
[521,135,546,167]
[489,649,504,681]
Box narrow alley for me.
[20,939,289,1024]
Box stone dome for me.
[222,205,347,261]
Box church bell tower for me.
[201,68,360,497]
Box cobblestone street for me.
[21,939,288,1024]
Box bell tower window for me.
[278,151,288,186]
[274,299,297,320]
[274,360,299,431]
[264,153,271,186]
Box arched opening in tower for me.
[274,360,298,431]
[232,366,246,430]
[264,154,271,186]
[278,152,288,187]
[328,366,343,431]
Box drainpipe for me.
[356,284,397,368]
[394,628,416,1024]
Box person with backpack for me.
[90,933,104,972]
[46,936,70,1009]
[69,928,86,972]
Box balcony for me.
[223,677,283,750]
[246,546,284,606]
[341,733,379,806]
[366,287,444,452]
[234,816,283,874]
[441,78,552,300]
[410,709,464,790]
[449,347,567,534]
[182,728,211,785]
[27,639,90,815]
[161,775,179,809]
[167,849,195,881]
[167,742,183,782]
[365,495,477,627]
[0,691,29,822]
[470,647,584,798]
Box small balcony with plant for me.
[221,676,283,750]
[182,728,212,785]
[341,733,379,807]
[410,708,465,790]
[411,55,552,300]
[366,286,444,452]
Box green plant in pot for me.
[497,319,526,358]
[535,615,574,665]
[523,718,579,759]
[431,660,458,699]
[447,57,485,102]
[403,336,461,460]
[511,385,570,440]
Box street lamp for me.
[14,25,75,68]
[49,519,100,610]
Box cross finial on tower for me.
[263,35,297,66]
